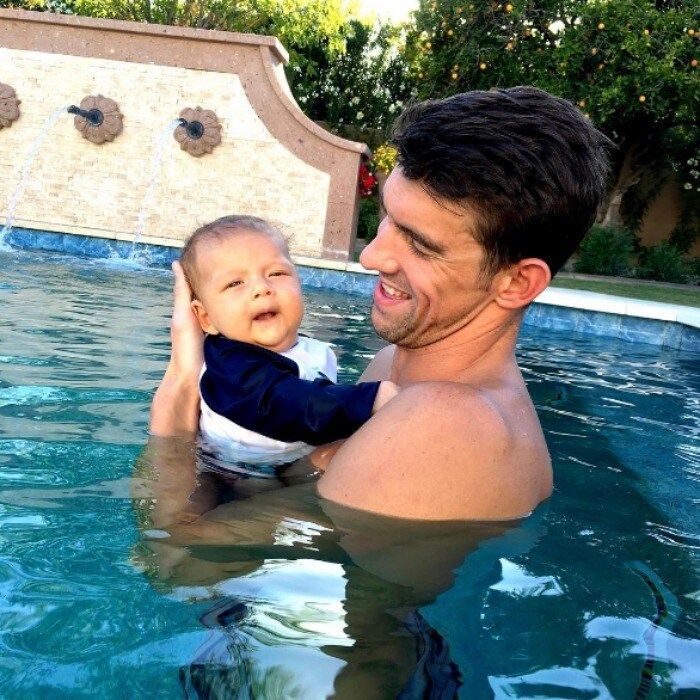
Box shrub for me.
[574,225,636,277]
[357,196,379,242]
[636,243,689,284]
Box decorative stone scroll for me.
[72,95,124,144]
[174,106,222,157]
[0,83,20,129]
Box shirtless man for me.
[150,86,609,521]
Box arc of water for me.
[129,119,183,262]
[1,106,70,249]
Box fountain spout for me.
[177,117,205,140]
[67,105,104,127]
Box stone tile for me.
[575,310,622,338]
[662,323,683,351]
[680,327,700,354]
[522,304,541,327]
[616,316,666,346]
[537,306,580,332]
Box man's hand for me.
[169,261,204,377]
[149,262,204,437]
[372,381,399,413]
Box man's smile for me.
[376,279,411,303]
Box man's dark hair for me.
[391,86,611,277]
[180,215,289,298]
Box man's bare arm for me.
[358,344,395,382]
[317,382,550,521]
[310,344,396,471]
[149,262,203,437]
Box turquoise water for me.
[0,249,698,698]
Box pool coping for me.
[3,227,699,353]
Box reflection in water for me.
[132,438,526,698]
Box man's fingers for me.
[171,261,193,307]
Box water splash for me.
[128,118,182,263]
[0,106,70,250]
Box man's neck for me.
[390,308,522,387]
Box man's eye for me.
[409,238,431,259]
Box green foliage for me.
[669,218,699,254]
[408,0,700,229]
[0,0,50,8]
[574,225,636,276]
[291,19,414,131]
[636,242,689,283]
[356,196,379,241]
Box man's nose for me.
[359,217,400,274]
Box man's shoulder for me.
[390,381,510,440]
[317,379,550,520]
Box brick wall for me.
[1,47,331,256]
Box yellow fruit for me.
[506,42,514,50]
[505,3,513,11]
[447,29,454,36]
[479,62,487,70]
[643,29,650,36]
[591,47,598,55]
[639,95,646,103]
[578,100,586,107]
[451,72,459,80]
[688,29,695,36]
[597,22,605,30]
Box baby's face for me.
[191,230,304,352]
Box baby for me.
[180,215,398,465]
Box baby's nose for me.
[252,279,273,298]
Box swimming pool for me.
[0,249,698,698]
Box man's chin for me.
[370,305,413,345]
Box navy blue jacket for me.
[200,335,381,446]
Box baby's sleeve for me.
[201,340,379,446]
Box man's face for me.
[192,231,304,353]
[359,168,492,348]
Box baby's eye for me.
[269,270,287,277]
[226,280,243,288]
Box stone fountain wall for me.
[0,9,369,260]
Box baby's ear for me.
[190,300,217,335]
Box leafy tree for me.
[292,18,414,131]
[408,0,699,244]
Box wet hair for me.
[180,215,290,298]
[391,86,612,277]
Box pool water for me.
[0,250,698,698]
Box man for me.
[151,86,609,521]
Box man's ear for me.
[492,258,551,310]
[190,300,218,335]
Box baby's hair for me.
[180,215,290,298]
